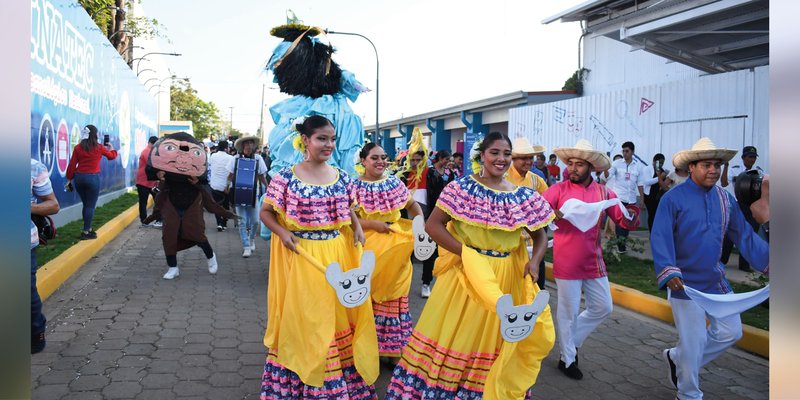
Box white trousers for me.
[668,297,743,400]
[555,276,613,365]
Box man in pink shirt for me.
[543,139,640,380]
[136,136,161,227]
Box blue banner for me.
[30,0,157,209]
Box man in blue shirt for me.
[651,138,768,400]
[31,159,60,353]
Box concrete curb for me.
[544,262,769,359]
[37,203,140,301]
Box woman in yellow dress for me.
[385,132,556,400]
[259,115,378,399]
[352,142,423,363]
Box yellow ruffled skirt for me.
[261,229,379,399]
[385,234,555,400]
[364,219,415,357]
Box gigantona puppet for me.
[265,16,369,176]
[144,132,236,279]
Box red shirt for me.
[405,166,428,190]
[543,180,638,280]
[547,164,561,181]
[66,143,118,179]
[135,144,156,188]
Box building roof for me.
[544,0,768,74]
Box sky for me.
[141,0,585,135]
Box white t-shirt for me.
[208,151,234,191]
[606,157,646,203]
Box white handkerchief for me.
[681,285,770,319]
[642,177,659,196]
[558,198,633,232]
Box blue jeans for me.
[74,172,100,231]
[31,249,46,336]
[236,205,258,249]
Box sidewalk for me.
[32,212,767,399]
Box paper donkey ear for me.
[412,215,436,261]
[324,251,376,308]
[495,290,550,343]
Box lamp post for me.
[136,68,155,78]
[108,29,131,42]
[142,77,159,87]
[152,77,188,125]
[134,52,182,75]
[325,29,379,142]
[121,44,143,55]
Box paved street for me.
[32,212,768,399]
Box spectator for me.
[720,145,768,271]
[66,124,118,240]
[31,158,60,353]
[531,152,550,185]
[419,149,456,298]
[602,142,645,253]
[450,152,464,177]
[209,140,234,231]
[136,136,161,227]
[547,153,561,183]
[662,166,689,190]
[643,153,668,233]
[401,150,429,215]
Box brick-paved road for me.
[33,213,768,399]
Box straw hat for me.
[511,137,546,157]
[553,139,611,172]
[672,137,737,170]
[234,135,261,153]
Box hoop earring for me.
[479,165,485,178]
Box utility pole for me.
[259,83,265,141]
[229,107,234,136]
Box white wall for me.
[582,35,704,96]
[509,67,769,174]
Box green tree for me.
[78,0,168,64]
[563,68,590,95]
[170,81,223,140]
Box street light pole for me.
[324,29,379,143]
[136,68,156,78]
[229,107,234,136]
[134,52,182,75]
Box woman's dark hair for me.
[80,124,99,151]
[452,152,463,159]
[653,153,665,162]
[296,115,334,137]
[472,132,512,163]
[359,142,381,159]
[433,150,451,163]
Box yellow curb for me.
[545,262,769,358]
[37,202,141,301]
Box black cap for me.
[742,146,758,157]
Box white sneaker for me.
[243,248,252,258]
[421,284,431,298]
[152,221,163,228]
[207,254,218,274]
[250,242,256,251]
[163,267,179,280]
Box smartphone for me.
[103,134,110,145]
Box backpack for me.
[31,214,56,246]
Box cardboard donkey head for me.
[325,250,375,308]
[496,290,550,343]
[412,215,436,261]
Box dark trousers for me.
[31,249,46,336]
[211,189,230,227]
[645,197,660,233]
[136,184,158,223]
[74,172,99,232]
[615,201,634,251]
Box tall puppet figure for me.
[144,132,237,279]
[265,17,369,177]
